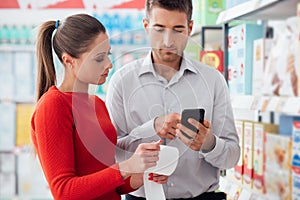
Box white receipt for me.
[143,145,179,200]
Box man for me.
[106,0,240,199]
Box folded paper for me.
[143,145,179,200]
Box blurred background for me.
[0,0,217,199]
[1,0,300,200]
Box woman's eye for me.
[96,58,104,62]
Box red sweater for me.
[31,86,134,200]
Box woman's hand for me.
[119,140,162,179]
[129,172,168,189]
[148,173,168,184]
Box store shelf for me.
[219,176,275,200]
[0,45,35,52]
[217,0,298,24]
[231,95,300,116]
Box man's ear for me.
[188,20,194,36]
[62,53,74,68]
[143,18,149,33]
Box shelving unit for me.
[231,95,300,116]
[217,0,298,24]
[217,0,299,199]
[218,0,299,81]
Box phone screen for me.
[180,108,205,139]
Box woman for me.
[31,13,165,200]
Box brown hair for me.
[35,13,106,101]
[145,0,193,22]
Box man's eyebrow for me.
[173,25,186,29]
[153,24,186,29]
[153,24,165,27]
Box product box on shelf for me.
[252,38,273,96]
[252,123,278,194]
[14,52,35,102]
[0,172,16,198]
[0,102,16,151]
[265,133,292,200]
[200,50,224,73]
[227,23,264,95]
[234,120,244,184]
[225,168,236,183]
[265,169,291,200]
[292,121,300,166]
[298,3,300,99]
[226,0,250,9]
[17,152,52,199]
[292,172,300,200]
[198,0,225,26]
[0,153,15,173]
[266,133,292,172]
[16,104,35,146]
[279,114,300,136]
[262,17,299,97]
[0,52,14,100]
[243,121,254,189]
[291,121,300,199]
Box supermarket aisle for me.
[1,0,300,200]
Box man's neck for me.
[151,55,182,81]
[154,64,178,81]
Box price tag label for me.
[260,96,270,112]
[265,96,280,111]
[275,97,288,112]
[238,188,252,200]
[251,96,261,110]
[282,97,300,114]
[228,183,239,198]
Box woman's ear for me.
[62,53,74,68]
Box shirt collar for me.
[138,51,156,76]
[138,51,198,77]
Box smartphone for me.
[180,108,205,139]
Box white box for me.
[293,172,300,200]
[14,52,34,102]
[17,152,52,199]
[0,173,16,197]
[0,103,16,151]
[252,38,273,95]
[0,74,14,100]
[0,153,15,173]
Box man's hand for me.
[154,113,181,140]
[176,118,215,152]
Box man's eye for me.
[154,27,164,32]
[173,29,183,33]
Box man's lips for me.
[161,47,176,52]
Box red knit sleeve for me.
[116,177,136,195]
[32,93,126,200]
